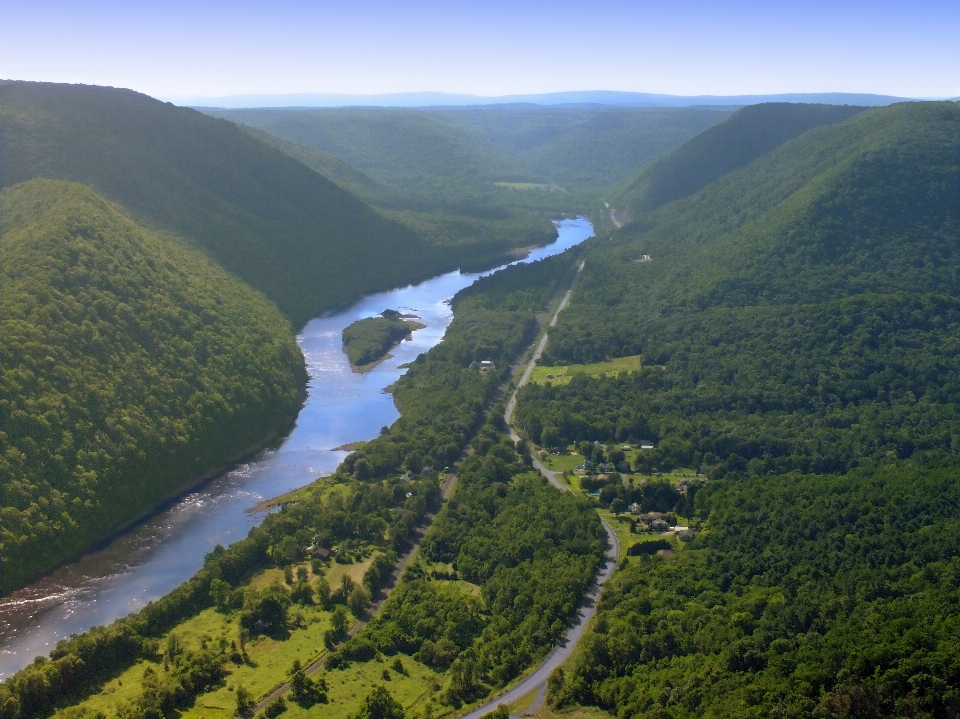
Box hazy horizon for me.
[2,0,957,101]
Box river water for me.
[0,217,594,679]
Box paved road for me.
[461,263,620,719]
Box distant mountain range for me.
[175,90,924,109]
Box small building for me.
[656,548,676,558]
[677,528,696,542]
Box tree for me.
[315,576,332,607]
[235,685,254,715]
[349,586,372,617]
[332,605,351,637]
[353,685,404,719]
[482,705,509,719]
[610,498,627,516]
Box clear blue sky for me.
[1,0,957,100]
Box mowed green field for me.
[530,355,643,385]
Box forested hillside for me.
[533,102,960,475]
[510,102,960,717]
[202,105,732,204]
[0,82,552,327]
[0,179,307,592]
[618,102,866,216]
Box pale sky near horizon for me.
[1,0,957,101]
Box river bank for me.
[0,218,595,680]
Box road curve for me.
[461,262,620,719]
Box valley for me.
[1,79,958,719]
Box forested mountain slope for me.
[201,105,732,201]
[0,82,547,327]
[512,102,960,717]
[0,179,307,592]
[530,101,960,473]
[619,102,866,216]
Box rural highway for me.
[460,262,620,719]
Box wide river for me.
[0,217,594,679]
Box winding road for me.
[461,262,620,719]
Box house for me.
[677,528,696,541]
[583,460,594,470]
[310,547,331,560]
[600,462,613,472]
[639,440,655,450]
[469,361,480,370]
[650,518,669,532]
[640,511,669,524]
[480,360,494,371]
[628,502,642,515]
[617,461,631,473]
[400,473,412,483]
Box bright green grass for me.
[279,653,444,719]
[539,452,584,472]
[530,355,643,385]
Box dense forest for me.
[549,466,960,719]
[0,81,555,327]
[528,102,960,479]
[0,179,306,592]
[509,102,960,717]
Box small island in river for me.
[342,309,426,371]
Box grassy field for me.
[530,355,643,385]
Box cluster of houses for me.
[625,508,696,540]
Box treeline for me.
[0,179,307,592]
[329,423,607,707]
[0,470,440,718]
[551,466,960,719]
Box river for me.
[0,217,594,679]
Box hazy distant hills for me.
[0,179,307,591]
[620,103,868,216]
[179,90,913,109]
[1,81,532,327]
[202,105,733,199]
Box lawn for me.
[530,355,643,385]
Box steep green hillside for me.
[619,102,866,216]
[533,102,960,472]
[512,102,960,716]
[1,82,547,328]
[202,105,731,202]
[0,179,307,592]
